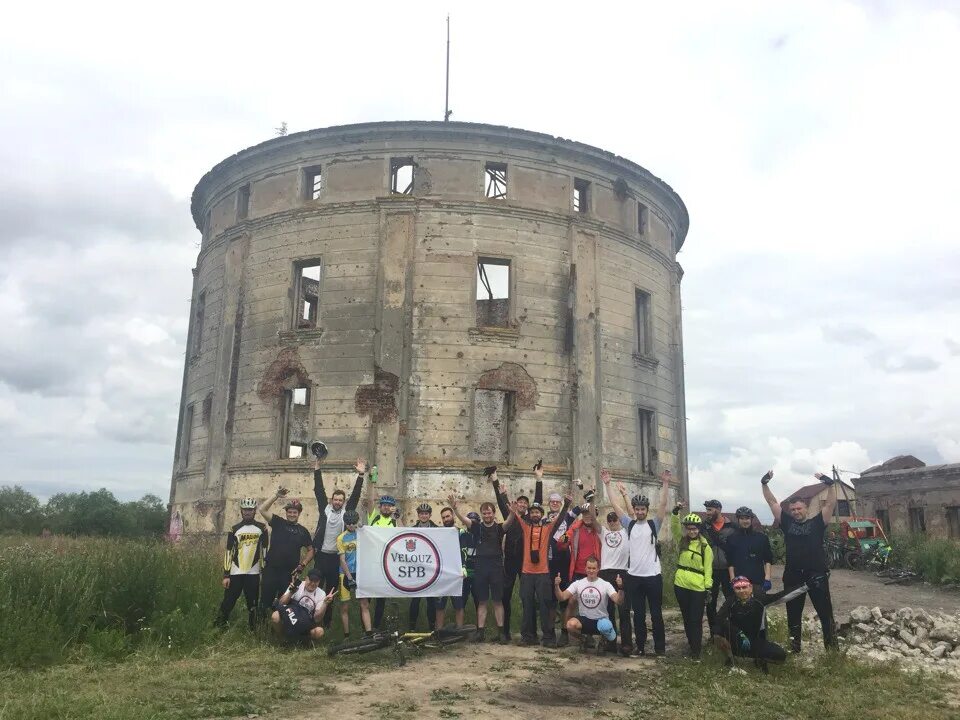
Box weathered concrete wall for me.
[171,122,690,533]
[857,463,960,539]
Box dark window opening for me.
[304,166,323,201]
[908,507,926,534]
[390,158,415,195]
[282,386,311,459]
[836,500,851,517]
[573,178,589,214]
[237,184,250,220]
[947,507,960,539]
[191,291,206,358]
[638,408,656,475]
[485,162,507,200]
[875,508,889,533]
[473,388,513,463]
[294,261,321,329]
[636,289,652,356]
[476,258,510,328]
[637,202,648,234]
[181,404,195,468]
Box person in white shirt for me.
[554,556,623,649]
[603,468,671,657]
[271,569,335,641]
[598,510,631,652]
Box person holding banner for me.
[510,493,572,647]
[451,496,515,643]
[365,491,400,629]
[408,503,441,631]
[336,510,371,638]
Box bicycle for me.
[327,623,477,666]
[876,567,919,585]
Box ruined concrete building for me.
[857,455,960,539]
[169,122,690,533]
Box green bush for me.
[764,527,785,564]
[889,534,960,584]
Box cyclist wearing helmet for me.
[436,505,477,631]
[312,455,367,629]
[366,492,400,629]
[725,507,773,595]
[603,467,672,657]
[258,486,315,614]
[271,568,336,642]
[674,512,713,658]
[216,497,268,629]
[408,503,441,631]
[336,510,370,637]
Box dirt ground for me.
[310,615,688,720]
[302,571,960,720]
[770,565,960,616]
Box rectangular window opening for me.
[635,289,652,356]
[237,184,250,220]
[638,408,656,475]
[304,166,323,201]
[476,258,510,328]
[282,386,311,459]
[875,508,889,533]
[947,508,960,539]
[390,158,415,195]
[191,291,206,357]
[472,389,513,463]
[484,162,507,200]
[294,261,322,329]
[908,507,926,534]
[637,202,648,235]
[836,500,851,517]
[573,178,589,214]
[181,404,195,468]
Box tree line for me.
[0,485,167,537]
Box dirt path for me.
[770,565,960,615]
[305,612,688,720]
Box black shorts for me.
[473,558,505,602]
[576,616,600,634]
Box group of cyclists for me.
[217,452,839,671]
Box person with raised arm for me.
[761,469,838,653]
[603,468,671,656]
[553,557,624,650]
[258,486,314,615]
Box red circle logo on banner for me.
[382,532,443,593]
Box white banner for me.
[356,526,463,598]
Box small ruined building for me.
[169,122,690,534]
[856,455,960,539]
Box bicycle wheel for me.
[844,551,863,571]
[327,634,392,657]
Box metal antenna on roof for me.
[444,15,453,121]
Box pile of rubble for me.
[841,605,960,671]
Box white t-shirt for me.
[621,514,662,577]
[599,525,629,571]
[291,582,326,617]
[567,577,618,620]
[321,505,344,553]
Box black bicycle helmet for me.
[416,502,432,514]
[343,510,360,525]
[631,495,650,508]
[735,506,754,518]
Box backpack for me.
[279,604,314,637]
[627,519,662,560]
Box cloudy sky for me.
[1,1,957,518]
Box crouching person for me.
[713,575,808,673]
[553,557,623,651]
[271,569,336,643]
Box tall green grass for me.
[0,535,223,669]
[890,533,960,584]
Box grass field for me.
[1,535,957,720]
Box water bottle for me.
[371,465,378,484]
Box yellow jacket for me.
[674,537,713,592]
